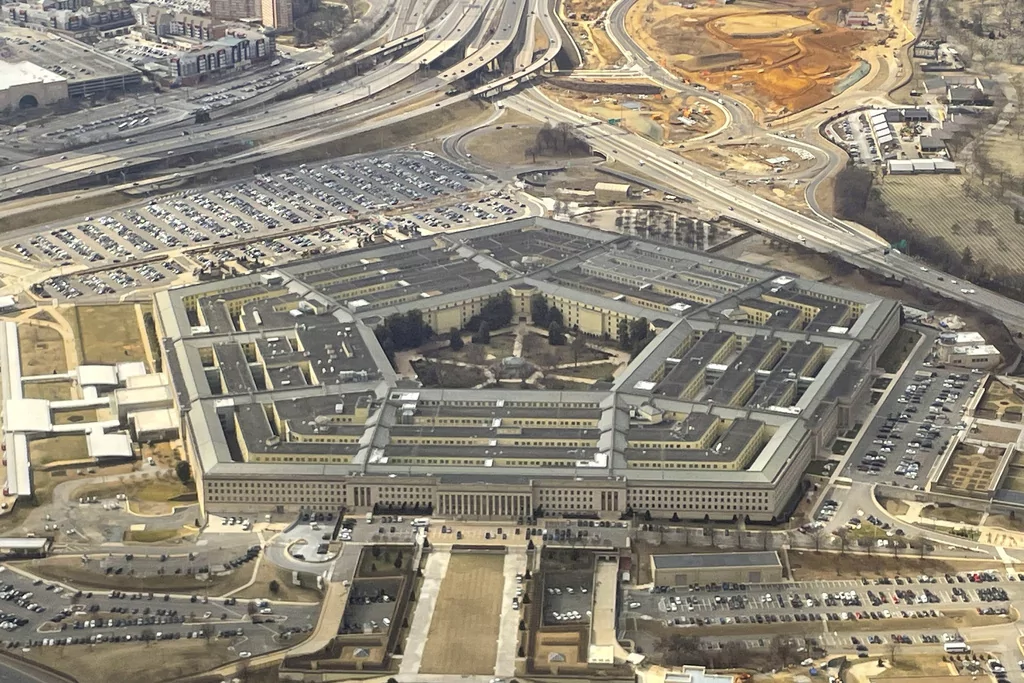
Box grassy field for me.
[21,635,247,683]
[233,561,322,604]
[877,327,921,374]
[16,555,255,595]
[876,174,1022,274]
[69,304,147,366]
[553,361,619,380]
[874,653,957,679]
[18,323,68,375]
[424,333,517,361]
[522,333,610,367]
[420,553,504,674]
[77,473,197,515]
[52,408,100,426]
[921,505,983,528]
[788,550,1003,580]
[27,435,89,466]
[411,359,487,388]
[22,380,75,401]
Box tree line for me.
[832,164,1024,305]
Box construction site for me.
[542,83,726,143]
[625,0,891,117]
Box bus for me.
[943,641,970,654]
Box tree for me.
[175,460,191,485]
[530,294,549,327]
[810,527,827,553]
[913,535,928,560]
[768,636,798,669]
[616,319,630,350]
[269,579,280,594]
[570,333,586,367]
[448,327,464,351]
[472,321,491,345]
[961,246,975,268]
[654,633,701,667]
[548,321,566,346]
[887,637,901,665]
[836,528,850,556]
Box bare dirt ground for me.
[542,84,725,144]
[562,0,625,68]
[682,140,816,176]
[625,0,889,117]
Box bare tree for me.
[836,528,850,556]
[810,527,827,553]
[888,637,901,665]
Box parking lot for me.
[13,152,526,300]
[340,578,401,635]
[0,565,316,657]
[622,570,1014,648]
[541,570,593,626]
[842,363,982,487]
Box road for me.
[504,86,1024,331]
[0,0,512,197]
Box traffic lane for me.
[511,90,1024,329]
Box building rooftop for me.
[155,217,901,489]
[0,61,66,89]
[651,551,782,570]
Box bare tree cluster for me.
[525,122,591,162]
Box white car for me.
[239,651,252,658]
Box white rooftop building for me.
[0,60,69,111]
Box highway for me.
[504,86,1024,330]
[0,0,512,197]
[3,0,1024,332]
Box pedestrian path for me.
[399,549,451,676]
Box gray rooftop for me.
[652,551,782,570]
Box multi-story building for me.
[259,0,290,30]
[156,217,901,523]
[169,28,273,82]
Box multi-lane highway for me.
[3,0,1024,332]
[504,87,1024,330]
[0,0,516,197]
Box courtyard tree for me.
[548,321,566,346]
[472,321,491,345]
[448,327,464,351]
[570,332,586,367]
[530,293,550,327]
[175,459,192,485]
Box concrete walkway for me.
[399,549,451,676]
[495,548,527,677]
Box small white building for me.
[0,61,69,111]
[131,407,180,441]
[937,330,1001,369]
[595,182,633,204]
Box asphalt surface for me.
[0,565,317,658]
[621,572,1023,680]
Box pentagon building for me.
[156,218,900,522]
